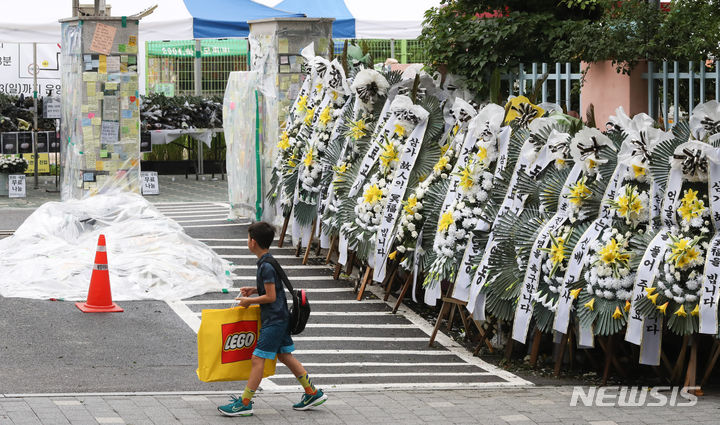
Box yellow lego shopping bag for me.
[197,305,276,382]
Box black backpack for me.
[262,257,310,335]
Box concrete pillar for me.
[580,61,648,128]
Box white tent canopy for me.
[257,0,439,39]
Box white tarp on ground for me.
[0,192,232,301]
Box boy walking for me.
[217,221,327,417]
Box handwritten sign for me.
[90,23,117,55]
[100,121,119,144]
[8,174,25,198]
[141,171,159,195]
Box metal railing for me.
[334,39,429,65]
[502,63,584,114]
[644,60,720,129]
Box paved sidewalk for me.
[0,175,229,208]
[1,388,719,425]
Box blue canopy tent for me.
[275,0,354,38]
[184,0,305,38]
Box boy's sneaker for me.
[292,389,328,410]
[217,396,253,417]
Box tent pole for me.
[194,39,204,176]
[33,42,39,189]
[254,90,262,221]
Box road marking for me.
[304,323,414,328]
[193,311,393,317]
[174,218,238,224]
[231,275,336,281]
[197,238,278,242]
[277,362,468,367]
[183,223,251,228]
[369,285,533,386]
[291,336,426,342]
[167,301,200,333]
[271,372,492,378]
[292,350,454,355]
[230,264,328,269]
[161,213,229,219]
[223,254,307,259]
[184,299,383,305]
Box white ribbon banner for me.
[347,115,399,198]
[553,165,628,335]
[373,118,429,283]
[511,164,583,344]
[700,157,720,334]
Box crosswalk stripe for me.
[174,218,237,224]
[291,336,426,342]
[277,362,468,367]
[231,275,335,281]
[292,350,454,355]
[271,372,492,378]
[230,264,328,269]
[193,311,392,317]
[304,323,414,328]
[183,223,251,228]
[184,299,383,305]
[161,213,229,219]
[223,254,304,259]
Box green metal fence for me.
[334,39,429,65]
[146,39,249,97]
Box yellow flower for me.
[349,119,367,140]
[632,165,646,178]
[394,124,406,138]
[647,293,659,304]
[380,142,399,168]
[612,306,623,319]
[549,237,566,265]
[335,163,347,174]
[404,196,418,215]
[315,83,323,91]
[645,287,656,295]
[611,185,644,219]
[304,108,315,126]
[624,300,631,312]
[319,106,332,126]
[570,288,582,299]
[657,302,669,315]
[440,144,450,156]
[476,146,488,162]
[504,96,545,126]
[296,95,308,113]
[682,188,699,204]
[674,304,687,317]
[556,158,566,167]
[584,298,595,311]
[452,124,459,135]
[331,90,339,100]
[691,304,700,316]
[438,210,454,232]
[434,157,449,173]
[388,250,397,260]
[459,165,474,191]
[277,131,290,150]
[303,149,314,168]
[588,159,597,169]
[363,185,383,205]
[568,178,591,205]
[597,238,630,267]
[668,236,702,269]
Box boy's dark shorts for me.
[253,321,295,359]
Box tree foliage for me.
[419,0,720,95]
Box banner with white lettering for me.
[373,117,429,282]
[553,165,628,334]
[468,140,544,320]
[700,156,720,334]
[512,164,583,343]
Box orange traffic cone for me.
[76,234,123,313]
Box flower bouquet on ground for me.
[0,156,28,174]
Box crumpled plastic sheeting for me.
[0,192,233,301]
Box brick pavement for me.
[1,388,719,425]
